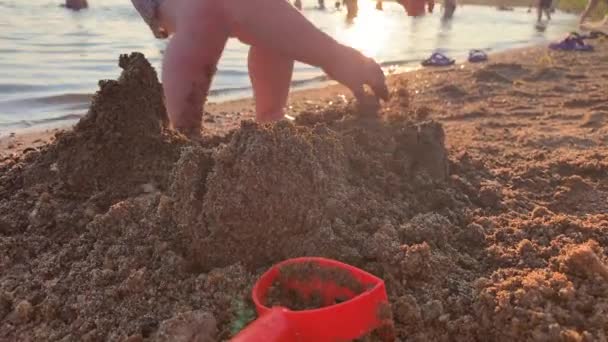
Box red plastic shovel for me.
[232,257,394,342]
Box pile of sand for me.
[2,52,608,341]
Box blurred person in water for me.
[442,0,456,19]
[64,0,88,10]
[130,0,388,138]
[294,0,328,10]
[398,0,434,16]
[344,0,358,20]
[531,0,553,22]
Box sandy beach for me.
[1,35,608,342]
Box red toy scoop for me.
[232,257,394,342]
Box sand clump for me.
[51,53,186,201]
[2,47,608,341]
[265,261,367,310]
[166,109,451,270]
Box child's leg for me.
[248,46,294,122]
[162,0,230,134]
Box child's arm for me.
[162,1,229,135]
[221,0,388,101]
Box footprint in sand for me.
[473,69,513,83]
[563,98,607,108]
[552,175,606,214]
[473,63,529,83]
[580,111,608,128]
[437,84,468,99]
[565,73,588,80]
[592,104,608,111]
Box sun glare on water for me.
[336,1,390,58]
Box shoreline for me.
[0,2,585,142]
[0,42,572,159]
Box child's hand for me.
[324,47,389,104]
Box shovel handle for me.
[231,307,294,342]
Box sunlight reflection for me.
[336,1,389,58]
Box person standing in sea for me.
[130,0,388,138]
[442,0,456,19]
[397,0,435,16]
[64,0,88,10]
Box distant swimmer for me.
[63,0,88,10]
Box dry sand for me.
[1,39,608,341]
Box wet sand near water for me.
[1,41,608,341]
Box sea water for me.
[0,0,578,134]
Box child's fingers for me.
[371,78,389,101]
[352,85,366,103]
[369,70,389,101]
[365,59,389,101]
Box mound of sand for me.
[167,115,449,270]
[0,53,455,340]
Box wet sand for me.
[1,40,608,341]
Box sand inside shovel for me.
[264,261,367,310]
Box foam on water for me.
[0,0,577,134]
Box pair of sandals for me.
[549,34,594,51]
[421,50,488,67]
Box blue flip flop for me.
[421,52,455,67]
[549,36,593,51]
[468,49,488,63]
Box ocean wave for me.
[0,113,84,129]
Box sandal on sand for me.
[549,36,594,51]
[421,52,455,67]
[468,49,488,63]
